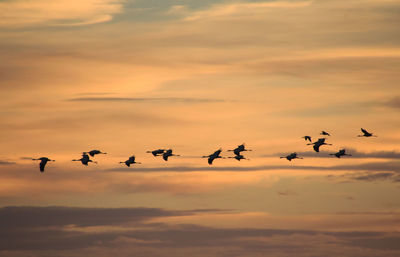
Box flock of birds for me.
[32,128,377,172]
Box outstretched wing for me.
[361,128,368,134]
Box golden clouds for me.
[182,1,312,21]
[0,0,124,27]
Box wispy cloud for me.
[0,160,15,165]
[106,161,400,173]
[66,97,227,103]
[183,1,312,21]
[0,0,124,27]
[382,96,400,109]
[270,149,400,159]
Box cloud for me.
[183,1,313,21]
[332,171,400,183]
[352,172,396,181]
[0,206,399,256]
[0,0,124,27]
[66,97,226,103]
[106,161,400,173]
[0,206,200,229]
[271,149,400,159]
[0,160,15,165]
[382,96,400,109]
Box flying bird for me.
[302,136,312,142]
[120,155,141,167]
[88,150,107,157]
[358,128,377,137]
[320,131,331,136]
[308,138,332,152]
[228,144,252,156]
[32,157,55,172]
[162,149,180,161]
[146,149,166,156]
[228,154,249,161]
[280,153,303,161]
[72,153,96,166]
[202,149,224,165]
[330,149,352,158]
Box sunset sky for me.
[1,0,400,256]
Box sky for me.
[0,0,400,256]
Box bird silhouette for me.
[320,131,331,136]
[228,154,249,161]
[228,144,252,156]
[32,157,55,172]
[280,153,303,161]
[162,149,180,161]
[330,149,352,158]
[202,149,224,165]
[302,136,312,142]
[307,138,332,152]
[72,152,96,166]
[358,128,377,137]
[146,149,166,156]
[120,155,141,167]
[88,150,107,157]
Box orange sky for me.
[0,0,400,256]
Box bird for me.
[72,153,96,166]
[202,149,224,165]
[146,149,166,156]
[228,144,252,156]
[120,155,141,167]
[280,153,303,161]
[358,128,377,137]
[32,157,55,172]
[88,150,107,157]
[302,136,312,142]
[162,149,180,161]
[307,138,332,152]
[330,149,352,158]
[320,131,331,136]
[228,154,249,161]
